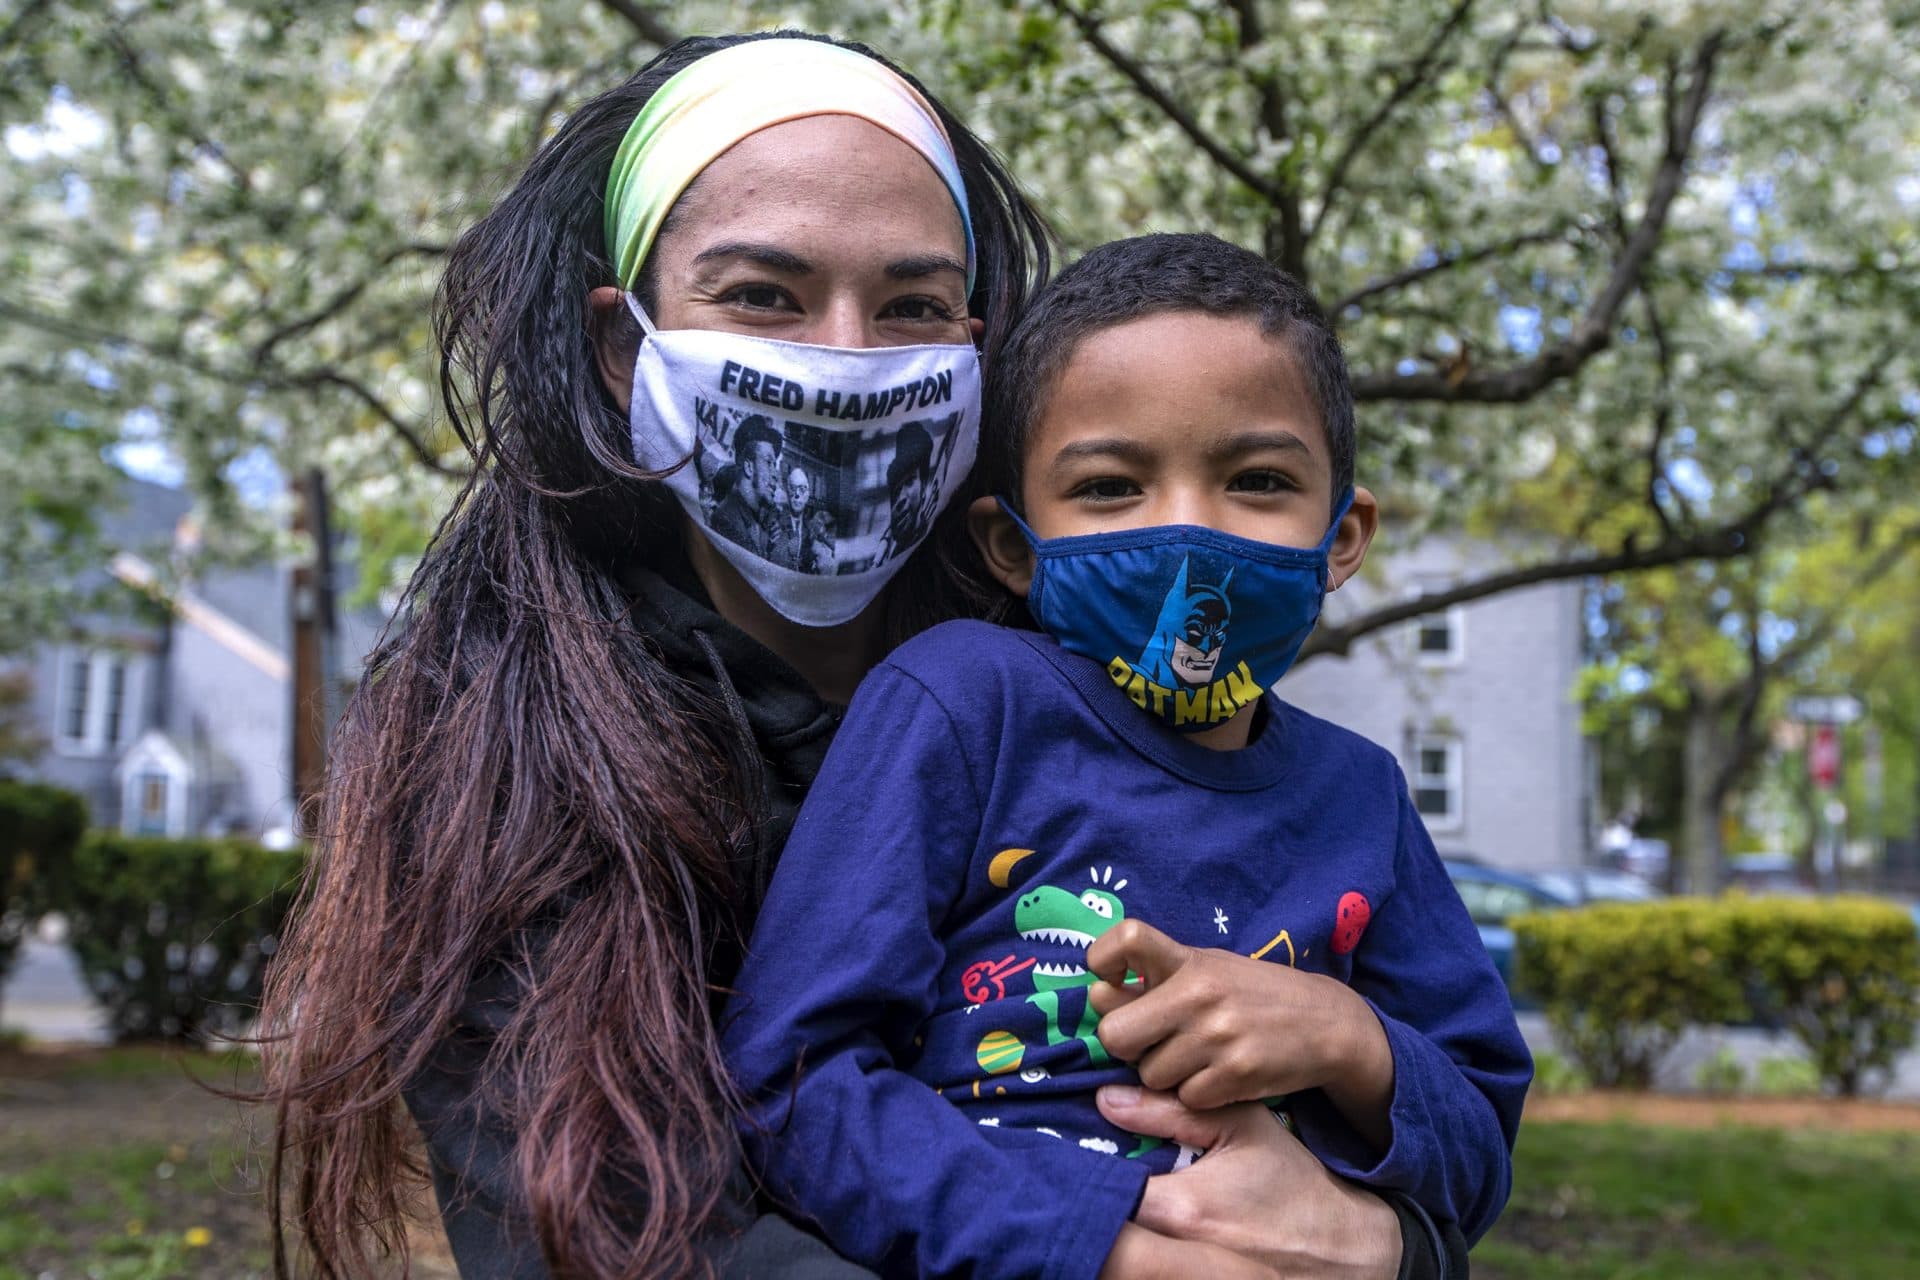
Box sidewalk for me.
[1515,1010,1920,1101]
[0,930,111,1045]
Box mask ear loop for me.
[623,291,660,337]
[993,496,1044,548]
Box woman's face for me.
[591,115,976,409]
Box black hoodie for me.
[402,565,1461,1279]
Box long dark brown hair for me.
[258,31,1050,1280]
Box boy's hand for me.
[1085,919,1394,1149]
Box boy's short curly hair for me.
[982,232,1355,518]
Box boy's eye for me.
[1071,476,1141,502]
[1229,470,1296,494]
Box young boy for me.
[723,234,1531,1280]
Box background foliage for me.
[4,1,1918,884]
[51,833,303,1043]
[1515,895,1920,1094]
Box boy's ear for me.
[1329,486,1379,591]
[967,495,1036,599]
[587,286,638,413]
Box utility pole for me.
[289,467,336,830]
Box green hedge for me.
[1510,900,1747,1088]
[1732,896,1919,1096]
[1515,896,1920,1095]
[0,780,88,993]
[57,834,304,1043]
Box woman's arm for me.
[1096,1088,1451,1280]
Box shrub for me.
[1694,1045,1746,1096]
[1529,1050,1591,1096]
[1513,899,1748,1088]
[1727,896,1920,1096]
[0,780,88,1005]
[56,834,304,1043]
[1753,1055,1822,1097]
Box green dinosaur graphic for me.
[1015,882,1124,1067]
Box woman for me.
[262,31,1459,1280]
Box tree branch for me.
[1350,31,1725,404]
[252,241,447,367]
[1311,0,1476,241]
[1224,0,1307,275]
[103,24,253,195]
[1305,342,1889,661]
[1047,0,1287,208]
[594,0,681,49]
[1331,221,1588,315]
[1639,292,1682,536]
[0,297,468,479]
[283,370,464,477]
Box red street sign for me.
[1809,724,1841,789]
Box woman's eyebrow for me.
[691,241,815,274]
[886,253,968,280]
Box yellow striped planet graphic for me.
[974,1029,1025,1075]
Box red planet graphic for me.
[1330,891,1371,955]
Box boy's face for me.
[1015,312,1338,545]
[969,311,1376,606]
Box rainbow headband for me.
[605,39,976,294]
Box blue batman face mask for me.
[1004,491,1354,734]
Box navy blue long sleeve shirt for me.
[723,621,1531,1279]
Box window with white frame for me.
[133,771,173,836]
[1410,582,1465,666]
[1411,733,1464,831]
[54,647,133,757]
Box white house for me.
[18,478,382,840]
[1277,537,1593,873]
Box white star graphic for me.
[1213,907,1230,934]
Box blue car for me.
[1441,858,1573,996]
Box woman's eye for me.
[1072,477,1140,502]
[721,283,795,311]
[1230,470,1295,494]
[883,295,959,323]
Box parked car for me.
[1440,858,1573,997]
[1725,851,1812,895]
[1534,868,1664,904]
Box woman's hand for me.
[1099,1223,1279,1280]
[1086,918,1394,1148]
[1097,1086,1403,1280]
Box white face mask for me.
[625,296,982,627]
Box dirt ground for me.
[0,1044,458,1278]
[1524,1088,1920,1131]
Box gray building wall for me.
[161,615,292,838]
[1275,538,1591,873]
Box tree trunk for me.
[1681,696,1727,894]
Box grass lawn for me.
[6,1046,1919,1278]
[0,1045,279,1280]
[1477,1119,1920,1279]
[0,1044,456,1280]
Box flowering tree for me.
[2,0,1916,658]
